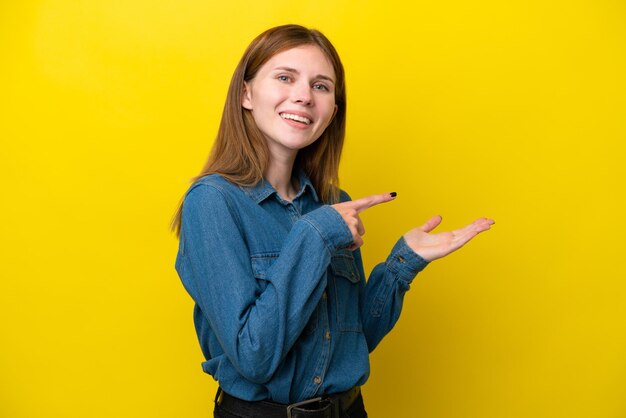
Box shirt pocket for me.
[250,254,318,336]
[330,249,363,333]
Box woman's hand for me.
[332,193,495,257]
[331,193,397,251]
[403,216,495,262]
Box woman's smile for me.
[279,111,313,127]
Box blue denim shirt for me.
[175,172,428,404]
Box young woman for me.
[172,24,494,418]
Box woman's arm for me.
[332,192,494,351]
[176,183,353,384]
[355,238,428,351]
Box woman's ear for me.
[242,81,253,110]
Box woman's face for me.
[242,45,337,160]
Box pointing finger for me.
[350,192,397,214]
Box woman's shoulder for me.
[190,173,232,190]
[184,174,242,204]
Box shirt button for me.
[325,331,331,341]
[398,255,406,263]
[313,376,322,385]
[322,292,327,300]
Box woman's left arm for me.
[356,215,495,351]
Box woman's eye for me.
[313,84,329,91]
[278,75,290,82]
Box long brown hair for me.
[171,24,347,237]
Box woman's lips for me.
[280,112,312,125]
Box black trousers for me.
[213,392,368,418]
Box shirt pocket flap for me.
[330,250,360,283]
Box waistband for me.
[216,386,362,418]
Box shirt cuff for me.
[386,236,429,281]
[301,205,354,252]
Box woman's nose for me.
[291,82,312,105]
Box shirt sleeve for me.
[356,237,429,352]
[176,183,353,384]
[335,190,429,352]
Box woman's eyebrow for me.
[273,66,335,84]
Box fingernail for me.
[390,192,397,197]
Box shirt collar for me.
[242,170,319,204]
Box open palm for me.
[404,215,495,262]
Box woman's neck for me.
[265,154,299,202]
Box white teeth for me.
[280,113,311,125]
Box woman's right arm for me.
[176,183,353,384]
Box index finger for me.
[350,192,397,213]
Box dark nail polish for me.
[390,192,397,197]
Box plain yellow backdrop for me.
[1,1,625,417]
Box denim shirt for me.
[175,172,428,404]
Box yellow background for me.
[2,1,625,417]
